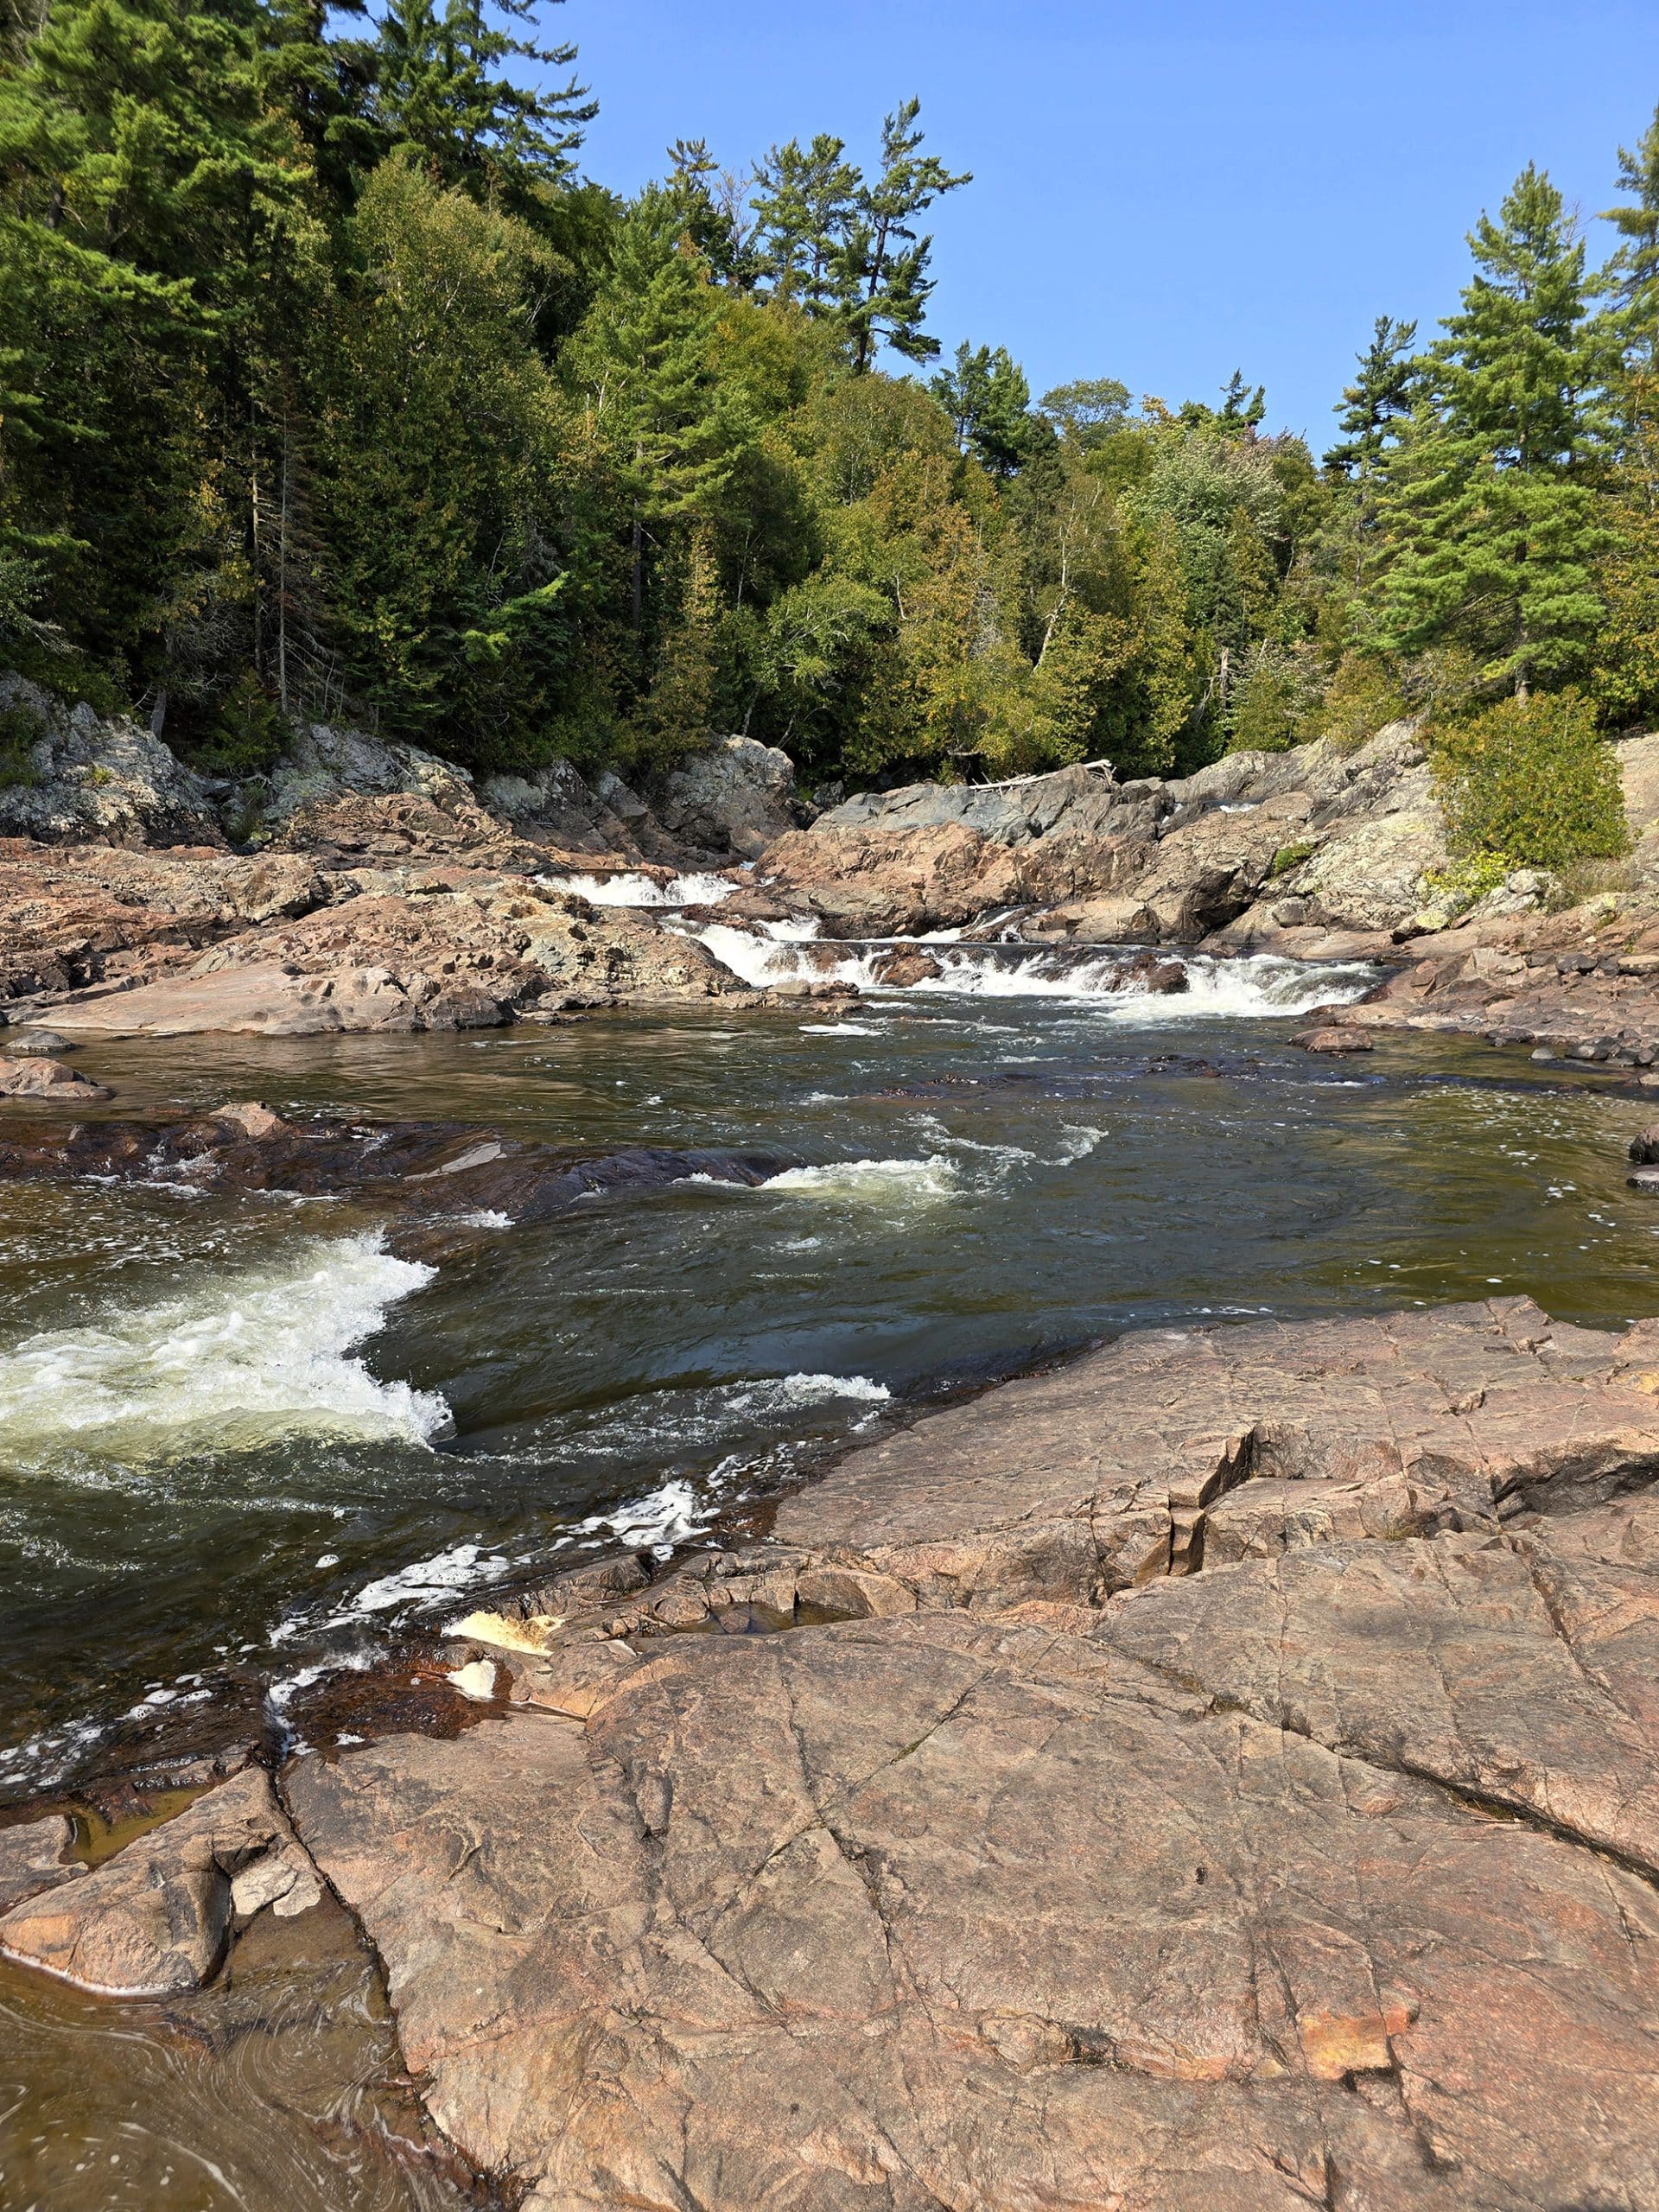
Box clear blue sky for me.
[559,0,1659,447]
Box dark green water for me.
[2,969,1654,1801]
[2,953,1657,2209]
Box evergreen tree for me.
[749,131,858,312]
[372,0,594,209]
[1600,104,1659,378]
[928,341,1047,474]
[1373,166,1611,695]
[840,99,969,371]
[1324,315,1418,478]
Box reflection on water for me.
[2,993,1655,1799]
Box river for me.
[0,938,1653,2206]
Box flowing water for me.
[2,933,1656,2207]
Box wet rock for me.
[868,946,944,987]
[1630,1122,1659,1165]
[0,1815,83,1914]
[0,1053,111,1101]
[0,1768,308,1995]
[209,1099,294,1141]
[1290,1024,1373,1053]
[0,1027,72,1054]
[0,1104,799,1230]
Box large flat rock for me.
[289,1609,1659,2209]
[772,1297,1659,1605]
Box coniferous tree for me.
[929,341,1047,474]
[1324,315,1419,478]
[1374,166,1611,695]
[372,0,594,209]
[840,99,969,371]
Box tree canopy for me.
[4,8,1659,794]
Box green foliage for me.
[1421,850,1516,912]
[16,0,1659,810]
[1431,689,1630,870]
[1371,168,1613,695]
[1269,840,1315,878]
[0,697,44,785]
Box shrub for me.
[1269,839,1315,877]
[0,701,45,788]
[1301,652,1408,754]
[1431,688,1629,871]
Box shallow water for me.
[2,949,1655,1801]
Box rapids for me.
[3,933,1657,2209]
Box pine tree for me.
[840,100,969,371]
[1324,315,1418,478]
[749,131,858,313]
[372,0,594,209]
[1600,104,1659,378]
[1373,166,1612,695]
[928,341,1046,475]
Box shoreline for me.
[6,1291,1659,2205]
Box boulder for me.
[655,735,803,859]
[0,1768,315,1996]
[0,1815,83,1915]
[0,1053,111,1100]
[0,676,223,849]
[1291,1025,1374,1053]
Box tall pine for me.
[1374,166,1611,694]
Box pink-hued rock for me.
[0,1769,315,1997]
[263,1300,1659,2209]
[0,1053,111,1100]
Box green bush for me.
[1301,652,1408,754]
[0,701,45,788]
[1269,839,1315,877]
[1431,688,1628,871]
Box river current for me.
[2,931,1656,2207]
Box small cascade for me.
[691,922,1377,1015]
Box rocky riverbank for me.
[5,680,1659,1070]
[6,1294,1659,2206]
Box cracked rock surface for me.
[264,1298,1659,2208]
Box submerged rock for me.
[1291,1023,1373,1053]
[0,1768,315,1996]
[0,1103,799,1230]
[0,1053,111,1100]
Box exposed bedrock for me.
[272,1300,1659,2208]
[0,1102,799,1230]
[13,1302,1659,2198]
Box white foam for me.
[693,923,1375,1015]
[800,1020,879,1035]
[540,870,735,908]
[0,1235,448,1461]
[726,1371,891,1409]
[763,1156,959,1202]
[574,1477,708,1554]
[350,1541,509,1615]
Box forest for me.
[3,0,1659,830]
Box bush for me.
[1269,839,1315,877]
[0,700,45,788]
[1302,652,1408,754]
[1431,689,1629,871]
